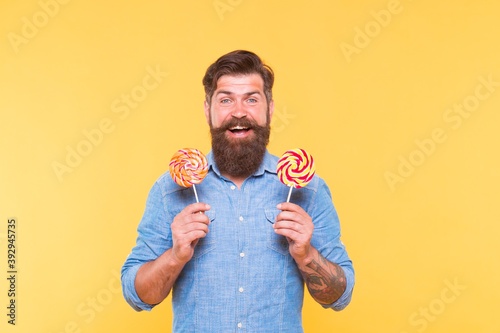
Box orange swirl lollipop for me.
[169,148,208,202]
[277,148,315,202]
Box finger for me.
[276,210,300,224]
[273,227,303,243]
[273,220,303,232]
[176,204,211,226]
[175,216,210,234]
[184,228,209,240]
[171,214,210,237]
[184,202,211,215]
[173,224,210,250]
[185,211,210,225]
[277,203,310,221]
[276,202,304,214]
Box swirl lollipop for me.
[277,148,315,202]
[169,148,208,202]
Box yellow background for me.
[1,0,499,332]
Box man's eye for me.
[247,98,257,103]
[221,98,231,104]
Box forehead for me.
[215,73,264,93]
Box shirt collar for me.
[207,150,277,179]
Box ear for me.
[268,99,275,119]
[204,100,211,125]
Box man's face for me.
[204,73,274,137]
[204,74,275,178]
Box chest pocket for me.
[265,208,289,255]
[193,209,217,258]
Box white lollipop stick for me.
[286,185,293,203]
[193,184,200,203]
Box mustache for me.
[216,117,260,131]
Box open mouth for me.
[228,125,251,135]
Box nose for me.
[231,101,247,119]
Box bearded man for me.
[121,50,355,333]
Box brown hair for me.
[202,50,274,104]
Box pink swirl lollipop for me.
[169,148,208,202]
[277,148,315,202]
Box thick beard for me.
[210,116,270,179]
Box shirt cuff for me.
[323,265,355,311]
[121,263,154,312]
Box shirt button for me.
[239,287,244,293]
[230,185,236,190]
[240,252,245,258]
[239,216,244,221]
[237,322,242,328]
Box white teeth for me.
[230,126,248,130]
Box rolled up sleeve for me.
[121,179,173,311]
[311,180,355,311]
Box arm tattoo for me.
[300,254,346,305]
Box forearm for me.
[134,248,186,306]
[296,247,347,305]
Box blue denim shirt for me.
[122,150,354,332]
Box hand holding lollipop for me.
[169,148,208,202]
[277,148,315,202]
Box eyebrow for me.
[215,90,262,97]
